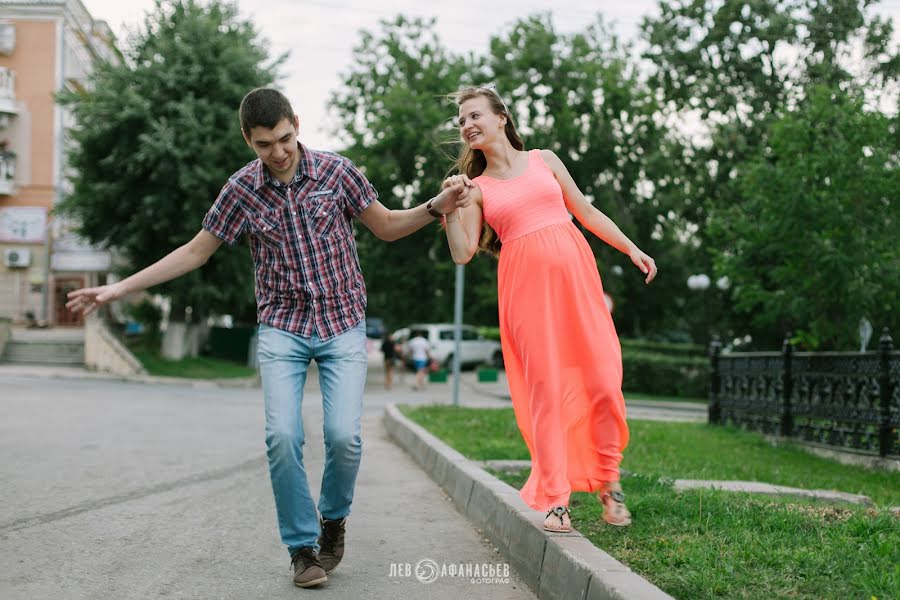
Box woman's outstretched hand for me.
[629,248,657,284]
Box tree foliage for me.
[57,0,282,321]
[60,1,898,350]
[332,16,478,327]
[709,85,899,349]
[642,0,899,347]
[333,14,693,336]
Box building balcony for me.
[0,67,18,127]
[0,151,15,195]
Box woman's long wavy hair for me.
[450,86,525,256]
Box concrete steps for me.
[2,340,85,365]
[1,328,85,366]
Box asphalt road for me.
[0,371,535,600]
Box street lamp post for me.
[687,274,730,343]
[451,264,464,406]
[687,274,711,341]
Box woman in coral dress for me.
[440,86,657,531]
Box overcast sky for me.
[80,0,899,151]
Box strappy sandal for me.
[599,485,632,527]
[543,505,571,532]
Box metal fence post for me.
[879,328,894,457]
[708,336,722,424]
[780,333,794,437]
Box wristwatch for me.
[425,198,442,219]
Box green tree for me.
[57,0,282,325]
[334,14,694,338]
[709,85,899,349]
[331,16,485,328]
[641,0,899,345]
[484,14,699,339]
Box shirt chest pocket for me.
[302,194,346,239]
[248,209,286,249]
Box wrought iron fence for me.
[708,329,898,458]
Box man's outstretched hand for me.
[66,282,127,316]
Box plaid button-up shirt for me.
[203,145,376,340]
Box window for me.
[438,327,480,341]
[0,22,14,56]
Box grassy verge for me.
[399,405,900,600]
[132,350,257,378]
[496,469,898,600]
[399,406,900,505]
[128,339,257,379]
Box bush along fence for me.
[622,349,708,398]
[708,329,899,458]
[479,327,709,399]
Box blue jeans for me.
[256,321,367,556]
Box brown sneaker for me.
[317,517,346,574]
[291,547,327,588]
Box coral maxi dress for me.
[474,149,629,511]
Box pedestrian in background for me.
[406,330,431,391]
[381,332,398,390]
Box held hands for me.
[629,247,658,284]
[434,174,476,216]
[66,282,127,316]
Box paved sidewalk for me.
[0,363,262,388]
[0,354,696,600]
[5,355,885,599]
[384,403,674,600]
[0,368,535,599]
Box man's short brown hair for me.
[239,88,294,135]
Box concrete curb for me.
[673,479,873,506]
[0,364,261,389]
[383,402,674,600]
[479,463,874,507]
[465,379,706,415]
[128,373,261,389]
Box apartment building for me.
[0,0,118,326]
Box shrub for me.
[622,350,708,399]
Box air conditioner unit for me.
[4,247,30,267]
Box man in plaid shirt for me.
[67,88,468,588]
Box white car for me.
[392,323,503,370]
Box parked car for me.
[365,317,385,339]
[392,323,503,370]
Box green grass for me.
[496,470,899,600]
[131,348,257,379]
[399,405,900,505]
[401,405,900,599]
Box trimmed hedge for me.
[620,338,705,357]
[478,326,501,341]
[476,327,708,399]
[622,350,708,399]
